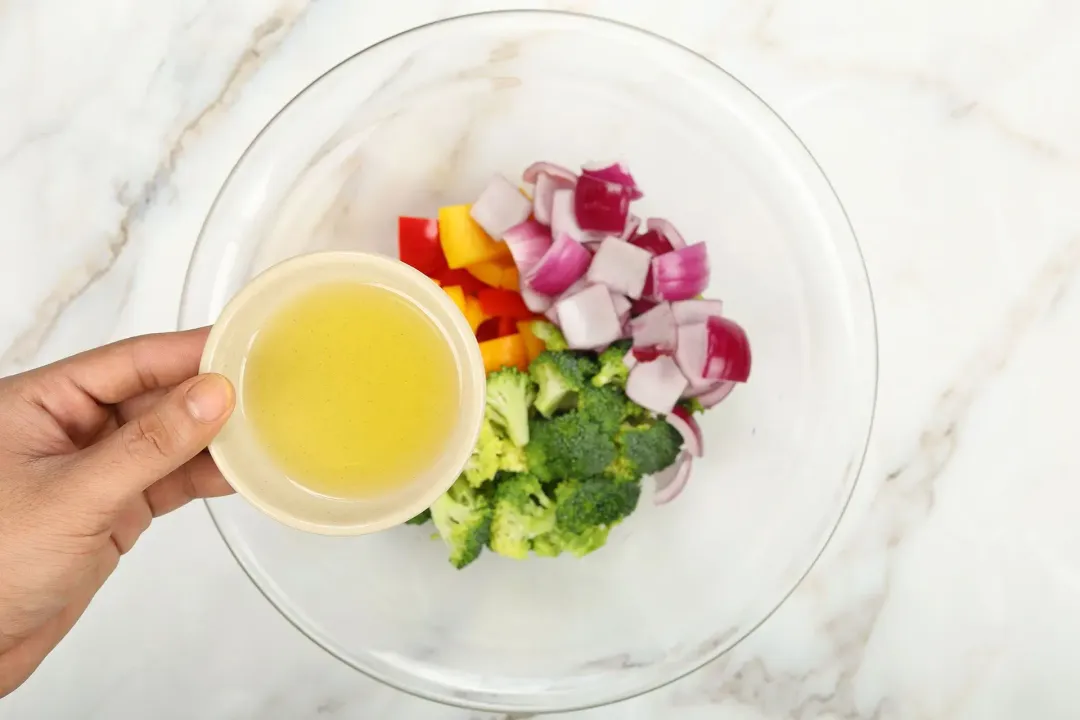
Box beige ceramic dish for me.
[200,251,486,535]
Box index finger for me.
[49,328,212,404]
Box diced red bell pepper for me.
[497,316,517,338]
[435,268,489,295]
[477,288,532,320]
[398,217,447,278]
[475,317,502,343]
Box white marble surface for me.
[2,0,1079,717]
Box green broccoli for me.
[576,384,633,435]
[525,411,617,483]
[529,350,600,418]
[462,419,528,488]
[405,509,431,525]
[430,478,493,569]
[617,417,684,476]
[485,367,535,448]
[499,443,528,473]
[554,477,641,535]
[602,454,642,485]
[591,340,632,388]
[489,474,557,559]
[529,321,568,351]
[532,525,612,558]
[679,397,706,415]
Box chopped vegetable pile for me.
[398,161,752,568]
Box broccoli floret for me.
[554,477,641,534]
[529,321,568,351]
[592,340,632,388]
[430,478,493,569]
[525,411,617,483]
[405,509,431,525]
[463,419,528,488]
[529,350,600,418]
[485,367,535,447]
[679,397,706,415]
[617,418,683,476]
[489,474,557,559]
[577,384,633,435]
[499,443,528,474]
[462,419,502,487]
[603,454,643,485]
[532,525,612,558]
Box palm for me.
[0,329,233,697]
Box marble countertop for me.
[3,0,1079,718]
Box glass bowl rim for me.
[179,8,879,714]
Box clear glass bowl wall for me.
[179,11,876,715]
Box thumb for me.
[77,373,235,502]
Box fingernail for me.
[185,374,234,423]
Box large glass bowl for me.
[179,10,876,714]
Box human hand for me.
[0,328,235,697]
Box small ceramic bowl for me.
[200,251,486,535]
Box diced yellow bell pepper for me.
[517,321,546,362]
[438,204,512,269]
[466,257,521,291]
[465,260,505,288]
[443,285,466,314]
[464,296,486,334]
[502,266,520,292]
[479,334,528,373]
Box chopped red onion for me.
[645,217,687,250]
[626,355,688,414]
[551,189,591,244]
[587,237,652,299]
[556,276,590,302]
[525,234,592,296]
[523,161,577,185]
[696,381,736,407]
[629,230,673,299]
[631,302,677,360]
[581,161,643,200]
[671,299,724,325]
[469,175,532,239]
[532,171,576,226]
[574,174,632,233]
[684,380,719,398]
[555,284,623,350]
[652,243,710,302]
[620,214,641,241]
[667,406,703,457]
[629,297,659,317]
[622,349,638,372]
[503,220,552,275]
[521,286,553,313]
[653,452,692,505]
[631,346,666,362]
[544,307,559,324]
[630,229,675,257]
[704,316,752,383]
[610,292,632,325]
[674,323,711,392]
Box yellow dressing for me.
[242,282,459,499]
